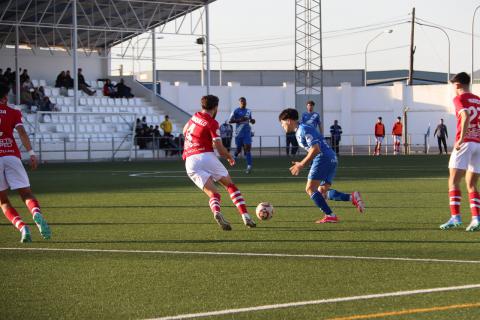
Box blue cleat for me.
[33,213,51,240]
[440,216,462,230]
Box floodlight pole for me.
[73,0,78,148]
[152,29,157,99]
[205,2,211,94]
[473,5,480,83]
[15,24,20,106]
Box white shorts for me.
[0,156,30,190]
[393,135,402,143]
[185,152,229,190]
[375,136,384,144]
[448,142,480,173]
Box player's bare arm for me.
[16,125,37,170]
[214,139,235,166]
[455,110,469,150]
[290,144,320,176]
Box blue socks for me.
[311,191,333,215]
[327,189,351,202]
[245,152,252,166]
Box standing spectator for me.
[4,68,14,88]
[114,78,134,98]
[20,69,30,85]
[220,121,233,151]
[329,120,342,155]
[65,70,74,89]
[161,115,173,137]
[135,118,142,133]
[286,130,299,156]
[374,117,385,156]
[301,100,322,133]
[434,118,449,154]
[391,116,403,155]
[141,116,148,129]
[77,68,95,96]
[0,69,9,91]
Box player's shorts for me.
[393,135,402,143]
[0,156,30,190]
[308,155,338,185]
[448,142,480,173]
[185,152,229,189]
[375,136,384,144]
[235,132,252,146]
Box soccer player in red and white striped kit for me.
[0,86,51,242]
[183,95,256,230]
[441,72,480,232]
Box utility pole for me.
[408,7,415,85]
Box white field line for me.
[146,284,480,320]
[1,247,480,265]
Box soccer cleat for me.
[20,226,32,243]
[315,214,338,224]
[33,212,52,240]
[352,191,365,213]
[243,217,257,228]
[466,220,480,232]
[440,216,462,230]
[245,166,252,174]
[214,213,232,231]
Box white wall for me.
[0,48,107,85]
[159,81,480,147]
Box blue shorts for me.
[235,133,252,146]
[308,155,337,185]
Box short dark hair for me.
[306,100,315,106]
[378,117,382,120]
[201,95,219,110]
[450,72,470,85]
[0,86,9,99]
[278,108,299,121]
[397,116,401,120]
[239,97,246,102]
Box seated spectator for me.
[102,79,117,98]
[114,78,134,98]
[20,69,30,85]
[77,68,95,96]
[55,71,66,88]
[32,86,45,106]
[39,97,56,112]
[20,82,34,109]
[65,70,74,89]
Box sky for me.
[111,0,480,75]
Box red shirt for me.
[392,122,403,136]
[453,92,480,143]
[0,102,22,158]
[375,123,385,137]
[182,111,221,160]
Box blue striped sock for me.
[245,152,252,166]
[311,191,333,215]
[327,189,351,201]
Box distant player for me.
[301,100,321,132]
[440,72,480,232]
[183,95,256,230]
[278,108,365,223]
[229,97,255,173]
[0,86,51,242]
[392,116,403,155]
[374,117,385,156]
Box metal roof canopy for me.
[0,0,215,54]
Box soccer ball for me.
[255,202,274,220]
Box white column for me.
[73,0,78,147]
[340,82,352,135]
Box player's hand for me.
[250,119,256,124]
[455,140,463,151]
[289,161,304,176]
[29,155,38,170]
[227,155,235,166]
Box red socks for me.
[469,192,480,217]
[449,189,461,217]
[4,207,26,231]
[227,184,248,215]
[26,199,41,216]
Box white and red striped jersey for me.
[182,111,221,160]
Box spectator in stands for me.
[102,79,117,98]
[4,68,14,88]
[135,128,147,150]
[141,116,148,129]
[39,97,56,112]
[20,81,34,109]
[65,70,74,89]
[152,125,161,148]
[135,118,142,133]
[32,86,45,106]
[220,121,233,151]
[77,68,95,96]
[160,115,173,137]
[20,69,30,85]
[114,78,134,98]
[55,71,66,88]
[434,118,449,155]
[330,120,342,155]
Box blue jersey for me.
[296,123,336,160]
[301,112,321,130]
[229,107,252,137]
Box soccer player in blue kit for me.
[229,97,255,173]
[301,100,322,132]
[279,108,365,223]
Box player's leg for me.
[441,167,465,229]
[244,143,252,173]
[306,180,337,223]
[0,190,31,242]
[234,136,243,159]
[17,188,51,239]
[442,138,448,154]
[307,158,337,223]
[218,175,256,228]
[202,178,232,231]
[465,170,480,231]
